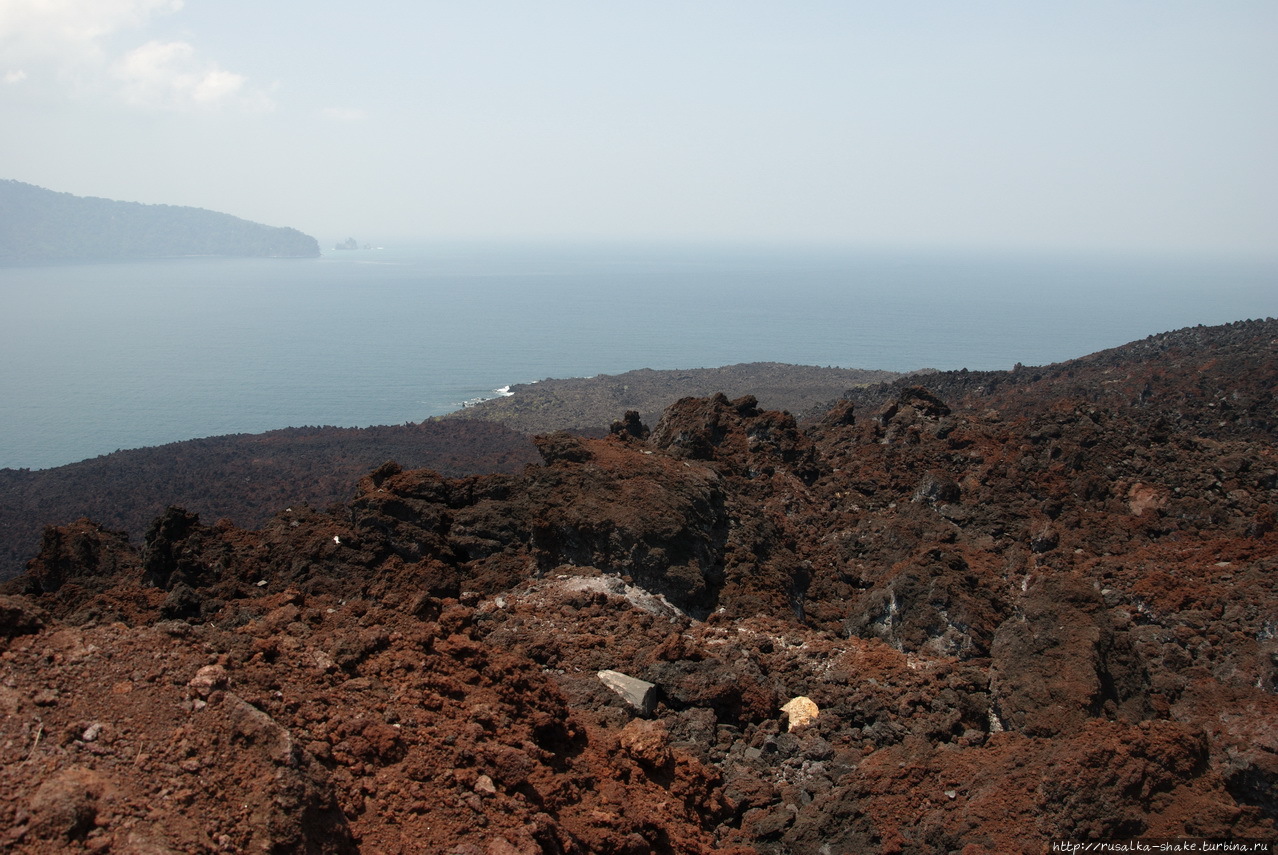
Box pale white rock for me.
[562,574,685,619]
[597,669,657,716]
[780,696,819,731]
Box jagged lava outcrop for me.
[1,319,1275,854]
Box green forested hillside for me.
[0,180,319,261]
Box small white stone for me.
[780,696,819,731]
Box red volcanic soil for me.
[1,319,1276,854]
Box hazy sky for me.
[3,1,1276,255]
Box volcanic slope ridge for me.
[1,318,1275,854]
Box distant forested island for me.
[0,180,319,261]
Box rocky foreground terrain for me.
[1,318,1276,854]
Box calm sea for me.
[2,242,1275,471]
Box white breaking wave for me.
[458,385,517,409]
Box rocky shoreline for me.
[441,362,905,436]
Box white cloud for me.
[3,69,26,84]
[0,0,269,111]
[0,0,183,62]
[321,107,367,122]
[112,40,269,110]
[192,67,245,103]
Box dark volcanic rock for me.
[846,549,1007,658]
[990,573,1149,736]
[0,594,46,638]
[651,393,820,484]
[141,506,209,589]
[609,409,651,440]
[22,518,136,595]
[347,436,732,617]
